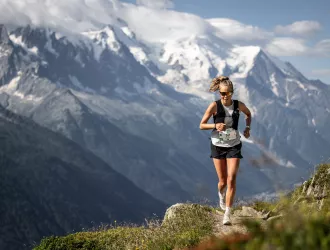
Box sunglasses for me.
[219,92,233,97]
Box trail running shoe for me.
[223,212,231,225]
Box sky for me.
[122,0,330,83]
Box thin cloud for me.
[0,0,210,42]
[121,5,213,42]
[265,37,309,56]
[275,21,322,37]
[136,0,174,9]
[314,39,330,57]
[0,0,119,34]
[208,18,327,59]
[207,18,273,43]
[311,69,330,76]
[265,37,330,57]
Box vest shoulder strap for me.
[213,100,225,124]
[233,100,239,111]
[232,100,240,130]
[216,100,225,113]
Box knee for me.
[218,180,227,189]
[227,175,237,188]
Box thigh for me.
[226,158,240,178]
[213,158,227,181]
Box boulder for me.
[233,206,264,218]
[162,203,212,225]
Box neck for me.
[221,99,233,106]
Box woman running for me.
[199,76,252,225]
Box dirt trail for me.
[212,208,268,237]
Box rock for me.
[162,203,211,225]
[163,203,186,222]
[267,214,283,222]
[233,206,264,218]
[0,25,10,44]
[262,211,271,220]
[304,165,330,199]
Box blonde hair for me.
[209,76,234,92]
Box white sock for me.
[225,207,231,215]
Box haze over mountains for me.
[1,1,330,249]
[0,105,166,250]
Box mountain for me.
[113,19,330,178]
[0,24,205,204]
[2,15,329,207]
[0,19,318,201]
[0,104,167,250]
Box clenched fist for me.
[215,123,226,132]
[243,127,250,138]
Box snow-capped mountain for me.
[110,18,330,169]
[0,24,196,204]
[0,22,285,205]
[1,3,329,207]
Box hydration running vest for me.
[212,100,240,130]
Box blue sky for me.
[122,0,330,83]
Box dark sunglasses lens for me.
[220,92,231,96]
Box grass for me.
[191,163,330,250]
[191,201,330,250]
[33,204,215,250]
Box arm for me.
[199,102,226,131]
[239,101,252,138]
[199,102,217,130]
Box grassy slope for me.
[33,164,330,250]
[33,204,215,250]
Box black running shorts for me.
[210,142,243,159]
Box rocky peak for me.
[0,24,10,44]
[10,25,60,50]
[284,61,309,82]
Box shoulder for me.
[209,100,219,107]
[238,101,246,108]
[209,101,217,109]
[237,101,251,114]
[207,101,217,114]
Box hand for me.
[215,123,226,132]
[244,127,250,138]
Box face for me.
[219,86,233,102]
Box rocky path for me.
[212,206,270,237]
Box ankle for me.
[218,191,225,199]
